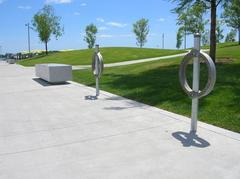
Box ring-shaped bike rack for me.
[92,52,104,78]
[179,49,216,99]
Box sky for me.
[0,0,229,53]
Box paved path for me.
[0,61,240,179]
[73,52,188,70]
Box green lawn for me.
[18,47,185,66]
[73,45,240,133]
[202,42,239,49]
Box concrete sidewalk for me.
[0,61,239,179]
[73,52,188,70]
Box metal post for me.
[95,45,100,96]
[191,34,201,133]
[25,23,31,53]
[162,33,165,49]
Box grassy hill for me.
[202,42,239,49]
[18,47,186,67]
[73,44,240,133]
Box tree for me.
[172,0,229,63]
[225,29,237,42]
[177,3,207,34]
[32,5,63,55]
[176,29,183,49]
[202,30,210,45]
[133,18,149,48]
[176,3,208,48]
[84,24,98,49]
[222,0,240,44]
[216,20,224,43]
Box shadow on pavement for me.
[33,78,70,87]
[172,131,210,148]
[85,95,98,100]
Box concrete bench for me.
[7,59,15,64]
[35,64,72,83]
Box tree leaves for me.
[84,24,98,49]
[133,18,149,48]
[32,5,64,54]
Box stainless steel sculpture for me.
[179,34,216,133]
[92,45,104,96]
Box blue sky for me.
[0,0,228,53]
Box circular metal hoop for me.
[92,52,104,78]
[179,50,216,99]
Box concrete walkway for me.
[0,61,240,179]
[73,52,188,70]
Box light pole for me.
[162,33,165,49]
[25,23,33,53]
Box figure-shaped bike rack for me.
[179,34,216,133]
[92,45,104,97]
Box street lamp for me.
[162,33,165,49]
[25,23,34,54]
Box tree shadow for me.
[76,60,240,132]
[172,131,210,148]
[103,64,190,107]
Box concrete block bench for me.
[7,59,15,64]
[35,64,72,83]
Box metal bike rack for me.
[179,33,216,133]
[92,45,104,97]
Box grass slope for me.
[18,47,185,67]
[73,45,240,133]
[202,42,239,49]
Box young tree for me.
[133,18,149,48]
[216,20,224,43]
[176,3,208,48]
[32,5,64,55]
[222,0,240,44]
[176,29,183,49]
[202,30,210,46]
[225,29,237,42]
[172,0,229,62]
[177,3,207,34]
[84,24,98,49]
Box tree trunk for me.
[210,0,217,63]
[45,42,48,55]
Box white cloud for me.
[107,22,127,28]
[119,34,133,37]
[45,0,72,4]
[18,5,31,10]
[80,3,87,6]
[149,33,157,37]
[98,34,114,38]
[98,34,134,38]
[99,26,108,31]
[157,18,165,22]
[74,12,80,16]
[97,18,105,23]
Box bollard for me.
[179,33,216,133]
